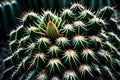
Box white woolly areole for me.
[74,21,84,26]
[65,50,76,57]
[80,64,91,71]
[90,36,101,42]
[74,35,85,41]
[82,48,93,55]
[64,70,77,78]
[49,58,61,65]
[57,37,68,42]
[36,53,45,58]
[64,24,73,30]
[50,45,59,51]
[38,37,49,42]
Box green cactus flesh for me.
[1,3,120,80]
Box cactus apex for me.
[46,21,59,38]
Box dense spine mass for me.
[0,0,117,34]
[1,3,120,80]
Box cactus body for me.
[0,0,20,34]
[1,3,120,80]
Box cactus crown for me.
[1,3,120,80]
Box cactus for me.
[0,0,118,35]
[1,3,120,80]
[0,0,20,34]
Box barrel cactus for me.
[0,0,20,34]
[1,3,120,80]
